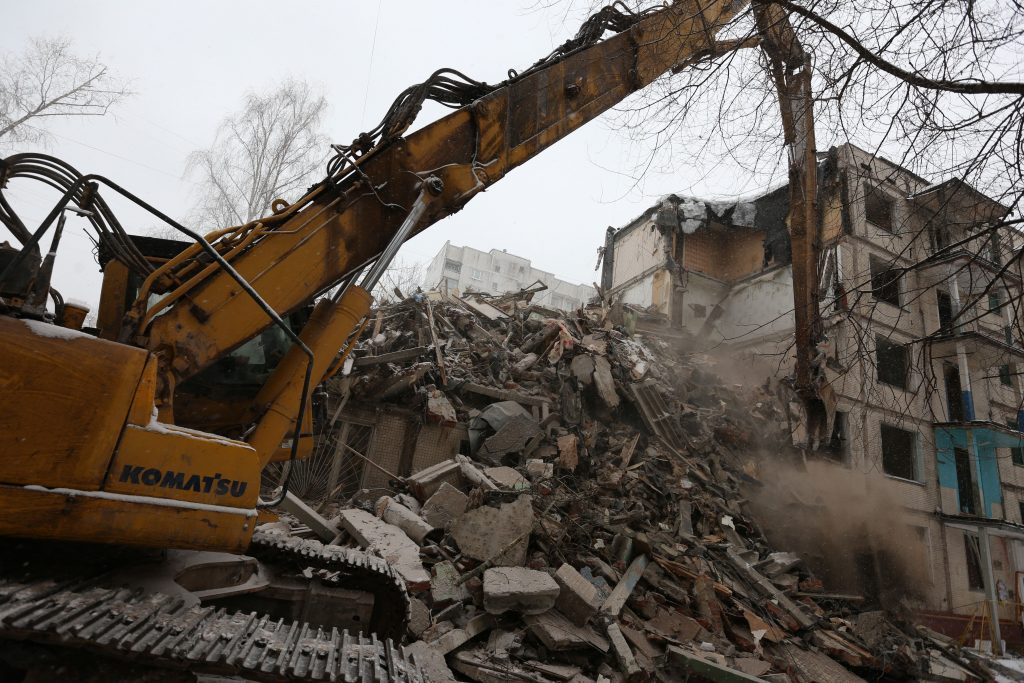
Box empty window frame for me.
[444,259,462,274]
[963,534,984,591]
[990,232,1002,265]
[824,411,847,463]
[988,291,1002,313]
[876,335,908,389]
[999,364,1013,387]
[870,256,901,307]
[880,423,918,480]
[864,183,895,232]
[1007,419,1024,466]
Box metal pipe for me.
[359,189,431,291]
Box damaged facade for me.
[424,241,597,311]
[604,143,1024,645]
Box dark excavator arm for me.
[138,0,746,394]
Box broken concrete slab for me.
[420,481,469,528]
[427,613,496,655]
[600,554,648,618]
[554,563,602,626]
[591,355,620,409]
[606,622,641,680]
[338,508,430,590]
[405,640,457,683]
[407,597,431,639]
[451,494,533,566]
[483,566,559,615]
[570,354,595,385]
[525,458,553,482]
[484,465,530,490]
[523,610,609,652]
[432,560,471,604]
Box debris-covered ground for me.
[269,287,1000,682]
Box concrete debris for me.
[483,566,560,615]
[265,291,991,683]
[337,508,429,590]
[450,494,533,567]
[420,482,469,528]
[553,563,602,626]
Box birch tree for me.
[187,79,328,229]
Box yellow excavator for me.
[0,1,821,680]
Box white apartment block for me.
[423,241,596,312]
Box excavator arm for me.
[137,0,747,402]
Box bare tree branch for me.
[0,36,132,148]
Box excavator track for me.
[0,530,423,682]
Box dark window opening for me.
[1007,419,1024,466]
[990,232,1002,265]
[870,257,901,307]
[999,364,1013,387]
[865,184,894,232]
[1006,325,1015,347]
[824,411,847,462]
[1019,501,1024,524]
[930,223,951,253]
[964,535,984,591]
[876,336,908,389]
[937,290,953,333]
[944,364,965,422]
[954,447,976,514]
[880,423,917,480]
[988,291,1002,313]
[444,259,462,274]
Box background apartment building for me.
[603,144,1024,641]
[423,241,596,311]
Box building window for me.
[1007,419,1024,466]
[471,269,482,280]
[937,290,954,333]
[954,447,976,514]
[445,277,458,290]
[988,291,1002,313]
[494,263,501,273]
[880,423,918,480]
[999,364,1013,387]
[870,257,901,307]
[964,535,984,591]
[930,222,951,254]
[444,259,461,274]
[876,336,908,389]
[1019,501,1024,524]
[864,184,894,232]
[990,232,1002,265]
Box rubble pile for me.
[278,290,989,682]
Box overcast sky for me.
[1,0,784,310]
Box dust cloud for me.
[742,458,930,606]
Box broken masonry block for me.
[338,508,430,590]
[483,566,560,615]
[450,494,533,566]
[420,481,469,528]
[554,563,603,626]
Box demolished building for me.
[265,276,1015,681]
[601,143,1024,649]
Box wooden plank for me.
[665,646,765,683]
[426,301,448,385]
[724,547,816,629]
[601,554,649,617]
[457,381,549,407]
[352,346,429,366]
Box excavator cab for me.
[96,233,316,461]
